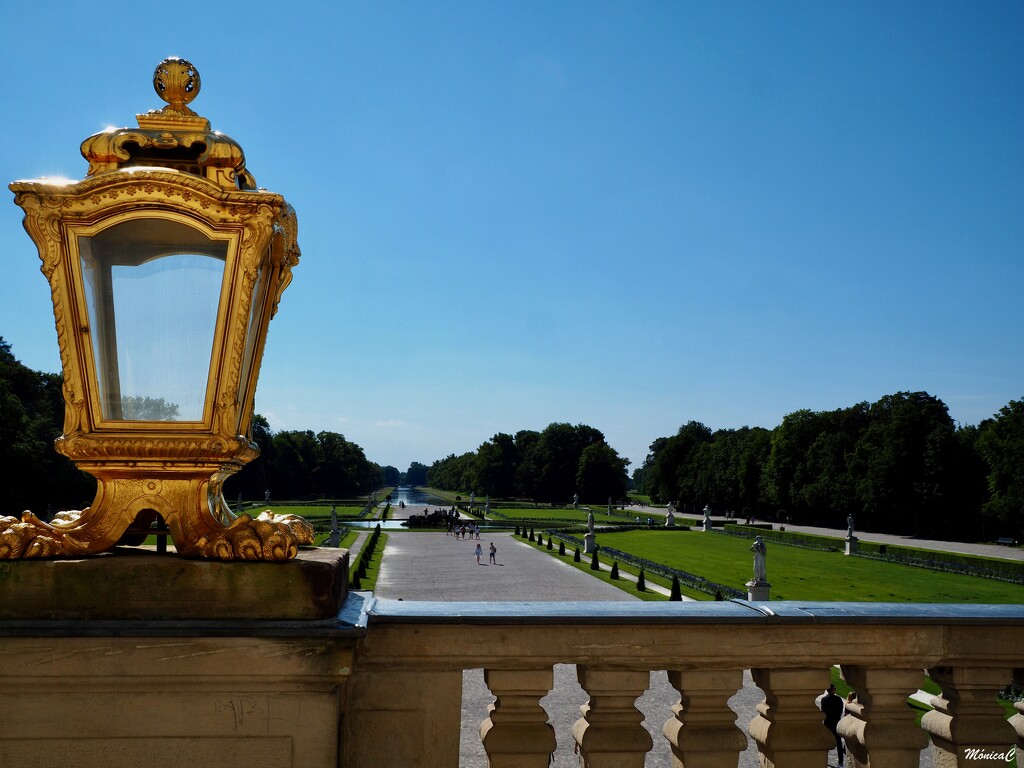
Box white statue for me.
[573,492,579,510]
[665,501,676,528]
[703,504,713,531]
[587,510,595,533]
[750,536,767,582]
[847,514,855,538]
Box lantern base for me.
[0,471,314,561]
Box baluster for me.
[572,666,653,768]
[479,667,557,768]
[1011,668,1024,753]
[662,668,745,768]
[836,665,928,768]
[748,667,834,768]
[921,666,1017,768]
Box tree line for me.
[422,422,631,504]
[3,337,1022,539]
[226,415,397,501]
[635,391,1023,540]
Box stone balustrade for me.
[343,597,1024,768]
[1,570,1021,768]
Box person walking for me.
[474,542,483,565]
[488,542,496,564]
[820,683,846,766]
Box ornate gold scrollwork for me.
[192,513,312,561]
[7,59,303,562]
[0,511,89,559]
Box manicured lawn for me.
[594,530,1024,603]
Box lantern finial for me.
[152,57,201,116]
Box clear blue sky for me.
[2,2,1022,473]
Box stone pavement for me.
[371,506,846,768]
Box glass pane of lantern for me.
[78,219,228,421]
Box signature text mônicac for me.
[964,747,1016,762]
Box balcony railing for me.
[343,596,1024,768]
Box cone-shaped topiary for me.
[558,541,566,556]
[637,568,646,592]
[528,529,535,542]
[670,575,682,601]
[610,561,619,580]
[574,547,581,562]
[546,536,553,550]
[515,525,520,536]
[590,550,600,571]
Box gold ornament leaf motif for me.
[0,512,89,558]
[256,511,316,546]
[193,515,301,561]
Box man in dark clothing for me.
[820,683,846,766]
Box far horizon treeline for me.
[414,391,1024,541]
[2,338,1022,540]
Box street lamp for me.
[4,57,312,560]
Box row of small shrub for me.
[456,504,487,520]
[350,524,383,589]
[519,527,681,599]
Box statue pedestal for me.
[746,580,771,601]
[845,536,859,556]
[0,547,358,768]
[584,532,597,554]
[665,515,675,528]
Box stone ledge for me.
[0,546,348,621]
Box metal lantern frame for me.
[3,58,311,560]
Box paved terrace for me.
[369,504,948,768]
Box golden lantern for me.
[3,57,312,560]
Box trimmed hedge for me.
[854,541,1024,584]
[721,524,842,552]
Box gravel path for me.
[371,513,842,768]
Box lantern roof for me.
[79,57,256,191]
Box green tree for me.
[270,430,319,499]
[643,422,712,506]
[513,430,541,498]
[850,392,957,535]
[976,399,1024,539]
[576,441,629,503]
[406,461,429,487]
[0,337,94,516]
[381,465,401,486]
[474,433,518,498]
